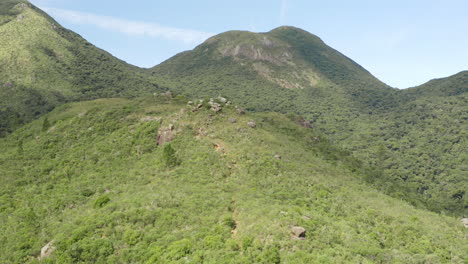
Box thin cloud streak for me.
[42,7,214,44]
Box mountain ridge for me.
[0,0,163,136]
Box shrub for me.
[42,117,51,132]
[94,195,110,208]
[81,189,95,197]
[166,239,192,260]
[162,144,179,168]
[223,216,236,229]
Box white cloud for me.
[42,7,214,44]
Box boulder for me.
[217,96,228,104]
[39,241,55,260]
[236,107,246,115]
[461,218,468,227]
[210,102,222,112]
[274,154,282,160]
[192,103,204,112]
[247,121,256,128]
[228,118,237,123]
[156,124,175,145]
[291,226,306,239]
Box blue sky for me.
[30,0,468,88]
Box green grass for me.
[0,96,465,263]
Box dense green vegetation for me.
[0,97,466,263]
[152,27,467,216]
[0,1,162,136]
[0,2,466,262]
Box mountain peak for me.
[268,26,325,44]
[155,26,391,107]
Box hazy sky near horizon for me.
[30,0,467,88]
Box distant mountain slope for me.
[404,71,468,98]
[0,1,161,136]
[0,96,465,263]
[344,74,467,214]
[152,26,398,112]
[152,28,467,216]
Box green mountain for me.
[1,96,466,263]
[0,3,466,263]
[346,72,467,214]
[0,0,162,136]
[152,26,398,112]
[152,28,467,216]
[404,71,467,98]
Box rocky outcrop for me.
[461,218,468,227]
[210,102,222,112]
[208,97,228,112]
[156,124,175,145]
[39,241,55,261]
[291,226,306,239]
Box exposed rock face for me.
[247,121,256,128]
[219,36,290,66]
[461,218,468,227]
[291,226,306,239]
[39,241,55,260]
[16,3,30,9]
[156,124,175,145]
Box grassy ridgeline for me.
[0,97,465,263]
[0,1,161,136]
